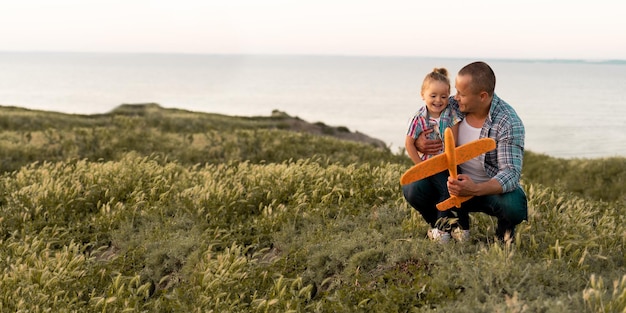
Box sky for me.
[1,0,625,60]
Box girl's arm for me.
[405,135,423,164]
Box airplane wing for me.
[454,138,496,164]
[400,153,447,185]
[400,138,495,186]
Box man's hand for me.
[447,174,504,197]
[447,174,478,197]
[414,129,443,155]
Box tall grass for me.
[0,103,623,312]
[524,151,625,203]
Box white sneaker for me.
[427,228,450,243]
[451,228,470,242]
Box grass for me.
[0,103,624,312]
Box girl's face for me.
[421,80,450,118]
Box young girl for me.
[405,68,464,242]
[405,68,462,163]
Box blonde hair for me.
[421,68,450,93]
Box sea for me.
[1,52,625,159]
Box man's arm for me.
[490,121,525,193]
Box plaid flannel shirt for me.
[448,94,525,193]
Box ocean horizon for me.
[1,52,624,159]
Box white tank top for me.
[458,119,491,183]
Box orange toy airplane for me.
[400,127,496,211]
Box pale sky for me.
[1,0,625,60]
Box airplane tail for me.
[435,195,473,211]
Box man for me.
[402,61,527,243]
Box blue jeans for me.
[402,172,528,239]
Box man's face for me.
[454,74,481,113]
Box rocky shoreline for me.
[264,110,388,150]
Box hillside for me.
[0,103,624,312]
[0,103,408,172]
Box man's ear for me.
[479,91,490,102]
